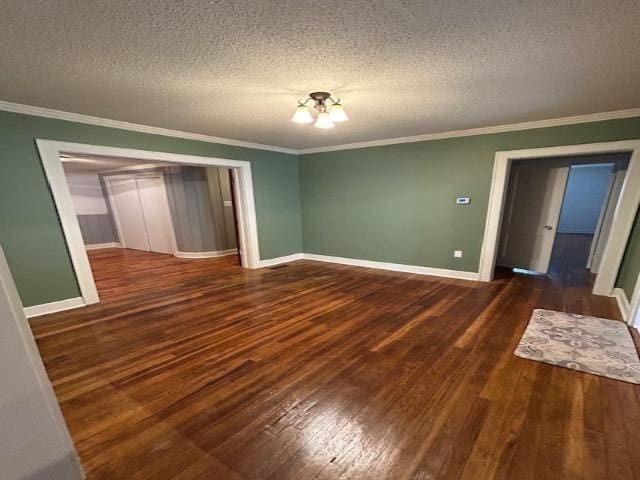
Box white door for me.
[136,177,175,255]
[109,178,150,251]
[498,161,570,273]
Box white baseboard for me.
[257,252,480,280]
[24,297,85,318]
[174,249,238,259]
[301,254,480,281]
[611,288,630,321]
[85,242,121,250]
[257,253,304,268]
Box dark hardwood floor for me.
[29,247,640,480]
[548,233,596,285]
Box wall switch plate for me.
[456,197,471,204]
[454,250,463,258]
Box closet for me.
[106,175,175,254]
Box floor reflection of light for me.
[513,267,544,275]
[297,403,398,477]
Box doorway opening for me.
[496,153,630,285]
[478,140,640,298]
[60,155,243,301]
[37,140,262,307]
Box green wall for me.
[0,110,302,307]
[3,108,640,308]
[300,117,640,287]
[617,209,640,298]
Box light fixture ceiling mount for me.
[291,91,348,129]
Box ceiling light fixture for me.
[291,91,348,129]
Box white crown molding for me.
[174,249,238,259]
[298,108,640,154]
[4,100,639,156]
[0,100,297,155]
[24,296,85,318]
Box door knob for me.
[544,225,553,230]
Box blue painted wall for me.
[558,164,613,234]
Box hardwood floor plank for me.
[27,244,638,480]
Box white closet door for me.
[109,178,150,251]
[135,177,175,255]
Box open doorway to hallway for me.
[496,152,631,284]
[61,155,242,300]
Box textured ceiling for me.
[2,1,640,150]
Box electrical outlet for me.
[454,250,463,258]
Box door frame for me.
[586,166,615,269]
[36,140,261,305]
[478,140,640,296]
[587,164,623,271]
[630,274,640,329]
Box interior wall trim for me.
[298,108,640,154]
[612,288,630,321]
[256,253,305,268]
[478,140,640,297]
[85,242,121,250]
[0,100,297,155]
[36,139,262,306]
[302,253,480,280]
[2,100,639,156]
[23,297,85,318]
[629,273,640,329]
[174,249,238,259]
[259,253,479,280]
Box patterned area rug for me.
[515,309,640,384]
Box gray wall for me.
[77,214,119,245]
[164,166,237,253]
[102,165,237,254]
[207,168,238,250]
[63,167,119,245]
[558,164,615,234]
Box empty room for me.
[61,155,242,303]
[1,2,640,480]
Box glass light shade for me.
[314,111,335,129]
[328,103,348,122]
[291,105,313,124]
